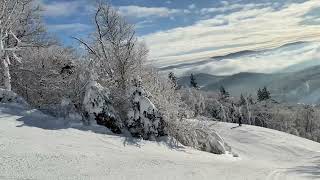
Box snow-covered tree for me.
[239,94,246,106]
[82,79,122,133]
[10,45,77,108]
[74,1,148,120]
[180,88,205,117]
[168,72,178,90]
[0,0,44,91]
[127,78,165,140]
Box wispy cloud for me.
[42,1,84,17]
[118,5,185,18]
[135,20,154,29]
[47,23,91,32]
[199,2,272,15]
[142,0,320,71]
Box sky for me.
[40,0,320,75]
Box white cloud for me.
[183,9,191,14]
[169,42,320,76]
[47,23,91,32]
[188,4,196,10]
[42,1,83,17]
[118,6,183,18]
[200,3,271,15]
[141,0,320,73]
[135,20,154,29]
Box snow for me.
[1,103,320,179]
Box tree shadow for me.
[123,136,143,148]
[0,103,187,152]
[156,136,187,152]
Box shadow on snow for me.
[0,103,186,152]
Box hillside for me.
[1,103,320,179]
[178,65,320,103]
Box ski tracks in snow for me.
[266,169,288,180]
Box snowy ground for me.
[1,103,320,180]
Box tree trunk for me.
[1,55,11,91]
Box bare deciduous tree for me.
[74,1,148,119]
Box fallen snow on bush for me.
[172,119,230,154]
[0,88,27,105]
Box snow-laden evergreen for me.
[127,78,165,140]
[82,80,122,133]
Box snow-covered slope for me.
[1,103,320,180]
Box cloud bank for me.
[141,0,320,74]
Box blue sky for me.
[41,0,320,75]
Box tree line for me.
[169,72,320,143]
[0,0,230,154]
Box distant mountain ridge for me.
[178,65,320,104]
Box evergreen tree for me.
[190,73,199,89]
[219,86,230,99]
[257,88,263,101]
[262,86,271,100]
[168,72,178,90]
[247,94,254,104]
[239,94,246,106]
[257,86,271,101]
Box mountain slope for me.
[1,103,320,179]
[178,65,320,103]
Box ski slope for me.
[1,103,320,180]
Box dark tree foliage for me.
[219,86,230,99]
[190,73,199,89]
[168,72,179,90]
[239,94,246,106]
[257,86,271,101]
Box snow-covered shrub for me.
[180,88,206,117]
[201,91,239,123]
[137,69,229,154]
[11,45,79,109]
[167,119,230,154]
[0,88,27,105]
[127,78,165,140]
[82,80,122,133]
